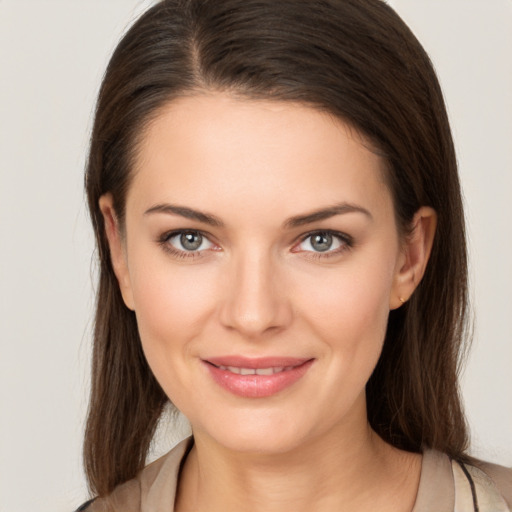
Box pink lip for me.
[202,356,314,398]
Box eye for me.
[294,231,352,255]
[162,230,215,254]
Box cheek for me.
[128,261,222,413]
[294,249,397,378]
[127,252,218,361]
[299,256,394,335]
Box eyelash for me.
[157,229,353,260]
[157,230,215,260]
[294,230,354,260]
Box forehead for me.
[127,93,392,222]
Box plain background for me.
[0,1,510,511]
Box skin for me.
[100,93,437,512]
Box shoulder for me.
[416,450,511,512]
[76,437,193,512]
[75,477,142,512]
[471,459,512,509]
[451,455,512,512]
[74,499,96,512]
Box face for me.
[102,93,428,455]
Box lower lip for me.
[203,360,314,398]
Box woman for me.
[78,0,511,510]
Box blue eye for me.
[296,231,350,254]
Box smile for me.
[203,357,314,398]
[213,365,297,375]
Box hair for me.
[84,0,470,497]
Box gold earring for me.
[399,297,406,304]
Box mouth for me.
[211,365,298,375]
[202,356,314,398]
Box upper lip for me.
[204,356,313,369]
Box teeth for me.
[217,365,292,375]
[255,367,273,376]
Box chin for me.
[189,404,325,456]
[212,428,309,456]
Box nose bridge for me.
[220,246,291,336]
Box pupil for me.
[181,232,202,251]
[312,233,332,252]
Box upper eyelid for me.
[160,228,215,242]
[159,228,350,238]
[297,229,352,243]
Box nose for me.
[219,251,293,338]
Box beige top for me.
[87,438,512,512]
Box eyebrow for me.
[283,203,373,228]
[144,204,224,227]
[144,202,372,228]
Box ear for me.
[390,206,437,310]
[99,194,135,311]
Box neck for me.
[175,419,421,512]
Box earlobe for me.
[390,206,437,310]
[99,194,135,311]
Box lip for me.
[202,356,314,398]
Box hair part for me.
[84,0,470,497]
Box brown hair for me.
[84,0,470,497]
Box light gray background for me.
[0,1,510,511]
